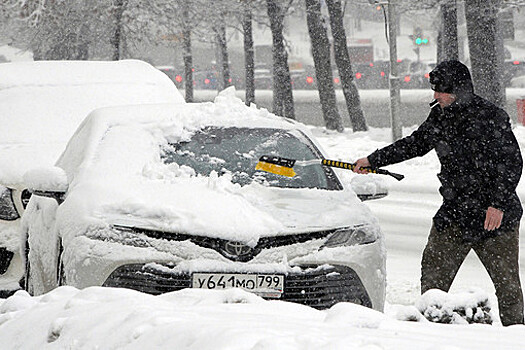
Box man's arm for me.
[481,109,522,230]
[354,108,441,173]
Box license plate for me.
[192,273,284,298]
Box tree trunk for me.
[326,0,367,132]
[182,5,194,102]
[266,0,294,119]
[243,2,255,106]
[215,16,231,91]
[495,8,506,106]
[441,0,459,61]
[465,0,504,107]
[436,29,444,63]
[110,0,127,61]
[305,0,343,132]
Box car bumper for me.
[63,235,386,311]
[103,263,373,309]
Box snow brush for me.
[255,155,405,181]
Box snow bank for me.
[1,286,522,350]
[416,289,492,325]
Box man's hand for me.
[484,207,503,231]
[353,157,371,174]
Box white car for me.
[22,89,386,311]
[0,59,184,295]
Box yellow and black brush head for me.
[255,155,297,177]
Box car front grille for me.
[103,264,372,309]
[112,225,338,263]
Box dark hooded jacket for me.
[368,60,523,242]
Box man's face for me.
[434,91,456,108]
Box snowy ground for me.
[1,122,525,349]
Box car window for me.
[161,127,342,190]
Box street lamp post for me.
[369,0,402,141]
[387,0,402,141]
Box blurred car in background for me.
[400,61,432,89]
[156,65,184,89]
[193,69,220,90]
[0,59,184,296]
[22,90,387,311]
[504,60,525,87]
[254,64,273,90]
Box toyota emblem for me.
[223,241,252,257]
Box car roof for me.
[56,87,323,178]
[75,88,306,133]
[0,59,180,89]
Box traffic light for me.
[411,27,429,46]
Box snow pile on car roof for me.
[55,88,375,243]
[0,59,184,188]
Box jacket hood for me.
[429,60,474,101]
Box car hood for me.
[59,175,376,245]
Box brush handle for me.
[321,159,405,181]
[321,159,356,170]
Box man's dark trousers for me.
[421,224,524,326]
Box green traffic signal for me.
[414,37,429,45]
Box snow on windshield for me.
[161,126,340,190]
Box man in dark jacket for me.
[354,60,523,326]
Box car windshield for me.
[161,127,341,190]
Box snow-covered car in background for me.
[510,74,525,88]
[0,59,184,295]
[21,89,386,311]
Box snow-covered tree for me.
[5,0,182,61]
[438,0,459,62]
[266,0,295,119]
[305,0,342,132]
[326,0,367,132]
[465,0,505,107]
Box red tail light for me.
[175,75,183,83]
[356,72,362,79]
[380,71,385,77]
[404,76,411,82]
[424,73,430,79]
[369,63,374,67]
[204,78,210,85]
[333,77,340,84]
[306,76,314,84]
[514,60,520,65]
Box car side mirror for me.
[23,166,68,204]
[350,175,388,202]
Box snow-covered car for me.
[0,59,185,295]
[21,89,386,311]
[510,74,525,88]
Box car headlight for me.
[0,186,20,221]
[322,225,379,248]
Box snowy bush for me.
[415,289,492,325]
